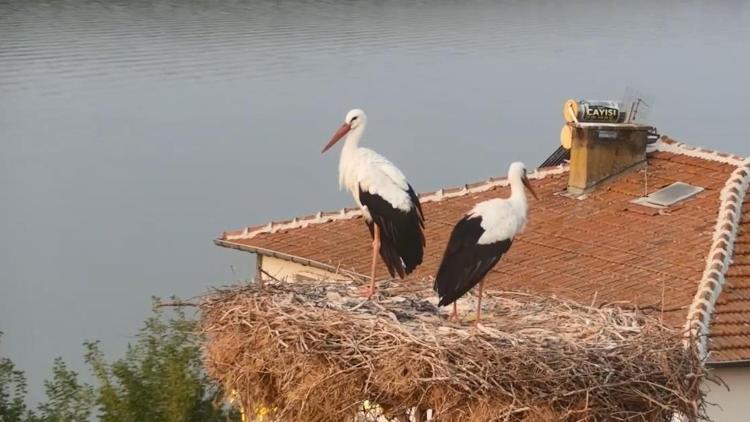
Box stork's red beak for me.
[321,123,351,153]
[522,176,539,200]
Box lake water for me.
[2,0,749,403]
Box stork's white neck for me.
[508,175,529,215]
[338,122,366,190]
[342,123,364,153]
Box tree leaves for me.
[0,302,239,422]
[0,332,33,422]
[36,359,94,422]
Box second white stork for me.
[322,109,425,298]
[434,162,538,324]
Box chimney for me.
[567,124,653,195]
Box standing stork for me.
[321,109,425,298]
[434,162,538,324]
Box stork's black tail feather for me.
[361,185,425,278]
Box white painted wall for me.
[259,255,348,282]
[704,366,750,421]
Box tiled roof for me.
[216,139,749,363]
[705,167,750,363]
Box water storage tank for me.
[563,100,626,123]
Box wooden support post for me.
[255,254,264,288]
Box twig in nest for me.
[258,268,281,284]
[155,300,199,308]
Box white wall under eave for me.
[704,366,750,421]
[259,255,351,282]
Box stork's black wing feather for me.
[406,185,425,224]
[359,185,425,278]
[433,215,511,307]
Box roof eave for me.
[706,359,750,368]
[214,239,367,280]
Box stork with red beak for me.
[434,162,538,325]
[322,109,425,298]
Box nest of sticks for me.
[200,279,707,421]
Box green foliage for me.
[0,300,239,422]
[35,358,94,422]
[83,299,238,422]
[0,333,32,422]
[2,332,94,422]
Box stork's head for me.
[345,109,366,129]
[509,162,539,200]
[322,109,367,153]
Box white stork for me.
[321,109,425,298]
[434,162,538,324]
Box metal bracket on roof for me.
[554,190,588,200]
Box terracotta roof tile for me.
[217,140,749,363]
[708,198,750,362]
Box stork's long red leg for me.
[361,224,380,299]
[450,302,459,321]
[475,279,485,326]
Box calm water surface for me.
[2,0,749,402]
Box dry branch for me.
[199,280,706,422]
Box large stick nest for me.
[200,280,706,421]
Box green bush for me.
[0,300,239,422]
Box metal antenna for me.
[631,97,648,124]
[623,86,653,124]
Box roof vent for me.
[631,182,704,208]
